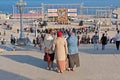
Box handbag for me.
[44,53,50,62]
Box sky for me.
[0,0,120,13]
[0,0,119,6]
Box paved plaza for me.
[0,44,120,80]
[0,19,120,80]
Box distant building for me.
[0,11,10,20]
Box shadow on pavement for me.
[78,44,120,54]
[0,70,30,80]
[15,45,41,52]
[1,55,48,69]
[14,45,45,54]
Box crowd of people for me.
[32,28,120,73]
[0,21,120,73]
[92,30,120,50]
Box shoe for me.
[57,69,63,73]
[50,68,54,71]
[66,68,70,71]
[57,70,60,73]
[60,71,63,73]
[70,68,74,71]
[46,67,52,70]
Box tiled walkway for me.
[0,44,120,80]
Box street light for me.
[80,3,84,19]
[16,0,26,39]
[16,0,27,45]
[97,20,102,39]
[41,3,44,22]
[33,20,39,37]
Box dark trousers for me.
[116,41,120,50]
[68,53,80,68]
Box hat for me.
[57,31,62,37]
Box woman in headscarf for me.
[66,31,80,71]
[52,31,68,73]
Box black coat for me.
[101,36,107,45]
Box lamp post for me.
[34,20,39,37]
[16,0,27,45]
[80,3,84,19]
[41,3,44,22]
[98,20,102,40]
[16,0,26,39]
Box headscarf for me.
[57,31,62,37]
[68,31,74,36]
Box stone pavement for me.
[0,19,120,80]
[0,44,120,80]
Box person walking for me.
[44,29,55,70]
[115,30,120,50]
[66,31,80,71]
[10,34,15,45]
[52,31,68,73]
[1,38,6,45]
[93,32,99,50]
[36,35,43,50]
[33,38,37,47]
[101,33,107,50]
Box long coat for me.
[52,37,68,61]
[101,36,107,45]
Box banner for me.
[68,13,77,16]
[58,8,68,22]
[47,13,58,17]
[68,9,77,12]
[48,9,57,13]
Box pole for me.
[16,0,27,45]
[80,3,83,19]
[35,22,37,37]
[41,3,44,22]
[16,0,26,39]
[35,25,37,37]
[19,4,24,38]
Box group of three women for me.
[44,29,80,73]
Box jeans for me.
[94,43,98,50]
[102,44,105,50]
